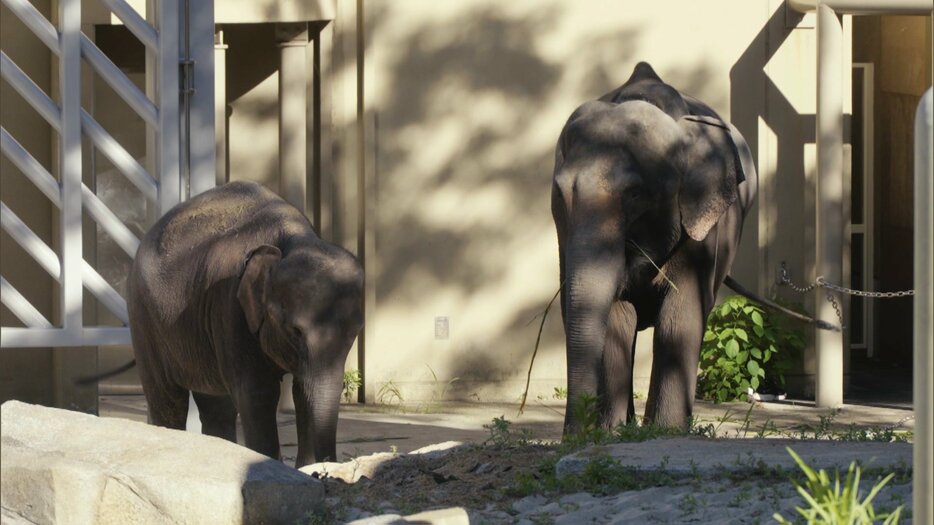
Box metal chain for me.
[826,293,844,327]
[779,262,915,298]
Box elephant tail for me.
[723,276,841,332]
[73,360,137,386]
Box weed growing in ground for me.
[376,380,404,409]
[419,364,459,413]
[773,447,903,525]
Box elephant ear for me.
[237,245,282,334]
[676,115,747,241]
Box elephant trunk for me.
[294,354,345,467]
[563,249,624,433]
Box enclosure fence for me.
[0,0,185,348]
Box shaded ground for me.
[100,396,915,522]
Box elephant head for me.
[237,240,364,464]
[553,65,752,432]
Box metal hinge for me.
[180,59,196,96]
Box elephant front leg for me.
[601,301,638,428]
[645,275,705,429]
[233,376,282,460]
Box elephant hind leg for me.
[193,392,238,442]
[142,382,189,430]
[600,300,638,428]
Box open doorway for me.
[848,14,932,407]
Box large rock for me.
[1,401,322,524]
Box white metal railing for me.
[0,0,183,348]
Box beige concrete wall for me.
[359,0,807,403]
[1,0,56,405]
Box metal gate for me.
[0,0,214,349]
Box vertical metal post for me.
[815,3,844,408]
[186,0,215,197]
[59,0,82,334]
[914,86,933,525]
[214,29,228,187]
[157,0,180,215]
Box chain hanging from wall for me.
[778,261,915,328]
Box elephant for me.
[552,62,758,433]
[124,181,363,466]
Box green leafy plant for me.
[773,447,903,524]
[342,369,362,403]
[698,295,804,402]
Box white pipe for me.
[0,52,62,132]
[156,0,181,215]
[0,128,62,207]
[0,0,60,54]
[789,0,934,15]
[59,0,83,333]
[81,262,129,324]
[815,3,845,408]
[80,110,159,202]
[0,202,62,281]
[914,86,933,525]
[100,0,159,52]
[0,327,131,348]
[0,277,53,329]
[80,34,159,128]
[80,185,140,258]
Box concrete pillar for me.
[276,23,309,213]
[815,4,844,408]
[214,29,228,186]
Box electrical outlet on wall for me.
[434,316,449,340]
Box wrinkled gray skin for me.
[552,62,757,432]
[128,181,363,466]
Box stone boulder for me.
[1,401,322,524]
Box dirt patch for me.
[315,443,560,517]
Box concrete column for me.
[276,23,309,212]
[815,4,844,408]
[214,29,228,186]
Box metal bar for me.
[789,0,934,14]
[81,261,128,324]
[815,3,844,408]
[80,184,140,257]
[59,0,82,333]
[0,127,62,207]
[0,51,62,132]
[100,0,159,52]
[80,34,158,128]
[1,128,140,258]
[187,0,216,197]
[0,202,62,280]
[914,86,933,525]
[0,327,131,348]
[0,0,60,55]
[80,110,158,202]
[158,0,181,215]
[0,276,53,328]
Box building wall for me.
[0,0,56,405]
[358,0,833,403]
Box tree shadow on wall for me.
[364,4,722,395]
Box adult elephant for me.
[119,181,361,466]
[552,62,757,432]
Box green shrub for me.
[342,369,362,402]
[698,295,804,403]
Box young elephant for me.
[128,181,363,466]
